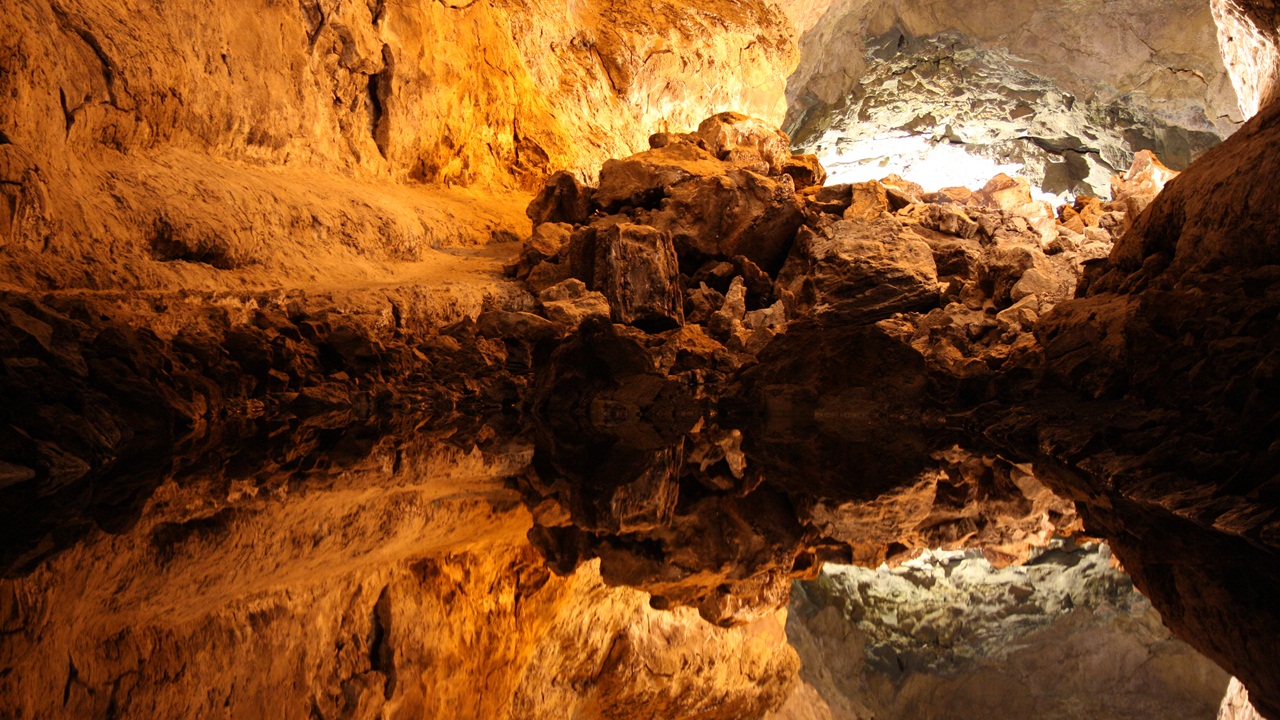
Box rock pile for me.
[509,113,1180,626]
[511,113,1177,393]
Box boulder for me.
[778,216,940,322]
[781,153,827,190]
[843,181,892,221]
[594,141,725,212]
[900,203,980,239]
[591,223,685,330]
[527,171,595,226]
[971,173,1033,212]
[695,111,793,174]
[538,279,611,329]
[649,168,803,272]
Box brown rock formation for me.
[6,0,1280,715]
[0,0,797,295]
[990,96,1280,718]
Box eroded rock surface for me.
[771,543,1229,720]
[0,0,797,293]
[791,32,1222,197]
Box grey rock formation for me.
[790,33,1225,197]
[772,542,1230,720]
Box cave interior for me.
[1,0,1278,718]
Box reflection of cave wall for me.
[787,0,1240,195]
[771,543,1229,720]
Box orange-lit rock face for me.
[0,439,798,720]
[0,0,795,293]
[3,0,1280,717]
[1,0,794,188]
[1213,0,1280,117]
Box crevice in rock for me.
[301,1,326,48]
[369,584,396,700]
[367,45,393,158]
[49,4,128,109]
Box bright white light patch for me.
[817,131,1071,206]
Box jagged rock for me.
[1110,149,1180,215]
[590,223,684,330]
[527,173,595,226]
[696,111,794,174]
[803,183,852,216]
[880,174,926,208]
[980,241,1072,308]
[971,173,1033,213]
[778,542,1229,720]
[1009,98,1280,719]
[538,279,611,329]
[900,202,980,239]
[708,276,749,345]
[842,181,891,222]
[505,222,574,284]
[743,300,787,331]
[781,153,827,189]
[789,23,1233,196]
[1219,678,1267,720]
[651,167,804,271]
[595,141,727,211]
[778,217,939,322]
[732,255,776,305]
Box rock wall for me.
[786,0,1240,194]
[790,0,1239,135]
[993,76,1280,720]
[0,437,798,719]
[0,0,796,291]
[1212,0,1280,117]
[771,543,1229,720]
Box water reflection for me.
[522,317,1077,626]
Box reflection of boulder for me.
[514,113,1112,631]
[526,317,829,627]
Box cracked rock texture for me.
[769,543,1229,720]
[0,0,796,292]
[786,0,1239,196]
[792,34,1222,197]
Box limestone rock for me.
[652,168,804,272]
[538,279,611,329]
[527,171,595,226]
[842,181,891,222]
[595,141,726,211]
[781,153,828,190]
[1212,0,1280,118]
[971,173,1034,213]
[778,217,939,322]
[590,223,684,330]
[696,111,794,174]
[788,1,1237,197]
[899,203,979,239]
[1110,149,1181,216]
[776,542,1229,720]
[1014,97,1280,719]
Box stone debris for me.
[508,113,1193,627]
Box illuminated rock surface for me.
[771,543,1228,720]
[2,0,1280,718]
[787,0,1239,197]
